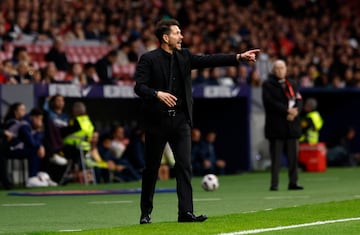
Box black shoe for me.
[288,184,304,190]
[140,214,151,224]
[270,186,278,191]
[178,212,208,222]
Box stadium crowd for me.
[0,0,359,87]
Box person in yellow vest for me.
[61,101,95,183]
[299,98,323,145]
[62,102,94,150]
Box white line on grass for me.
[264,195,309,200]
[194,198,221,202]
[88,200,133,204]
[218,217,360,235]
[59,229,82,232]
[1,203,46,207]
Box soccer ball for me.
[201,174,219,191]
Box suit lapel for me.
[157,49,170,89]
[174,51,185,80]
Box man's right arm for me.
[134,54,157,99]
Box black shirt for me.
[160,49,185,111]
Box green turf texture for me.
[1,167,359,234]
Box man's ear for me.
[163,34,169,44]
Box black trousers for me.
[141,111,193,216]
[269,138,299,188]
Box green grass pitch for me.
[1,167,359,234]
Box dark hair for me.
[3,102,24,122]
[107,49,118,58]
[155,19,180,43]
[49,94,63,110]
[12,46,27,60]
[29,108,43,117]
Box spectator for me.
[327,127,360,167]
[109,125,141,182]
[192,69,209,85]
[124,127,145,174]
[200,131,226,176]
[0,60,9,84]
[6,108,46,178]
[1,102,27,187]
[205,68,220,86]
[64,63,87,85]
[158,143,175,180]
[0,127,13,189]
[11,46,31,66]
[0,0,358,87]
[248,69,262,87]
[299,98,324,145]
[42,94,70,167]
[84,63,99,84]
[3,102,27,127]
[1,59,18,84]
[191,128,204,176]
[87,127,142,183]
[236,64,250,85]
[14,61,32,84]
[117,42,131,65]
[88,132,112,183]
[218,67,237,86]
[42,62,59,83]
[65,21,85,41]
[45,38,70,71]
[43,94,69,128]
[95,49,118,84]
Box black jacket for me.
[134,48,239,126]
[262,74,303,139]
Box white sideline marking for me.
[218,217,360,235]
[59,229,82,232]
[264,195,309,200]
[354,195,360,198]
[88,200,133,204]
[194,198,221,202]
[1,203,46,207]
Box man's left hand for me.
[238,49,261,63]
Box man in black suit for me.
[134,19,259,224]
[95,50,117,84]
[262,60,304,191]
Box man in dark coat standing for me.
[134,19,259,224]
[262,60,304,191]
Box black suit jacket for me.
[95,57,113,84]
[262,74,303,139]
[134,48,239,126]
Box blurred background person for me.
[262,60,303,191]
[158,143,175,180]
[299,98,324,145]
[327,127,360,167]
[45,38,70,72]
[6,108,46,178]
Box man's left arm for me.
[189,49,260,69]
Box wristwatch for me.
[153,90,158,98]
